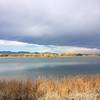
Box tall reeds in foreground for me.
[0,75,99,100]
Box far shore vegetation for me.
[0,52,100,58]
[0,75,99,100]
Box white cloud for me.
[0,39,100,54]
[66,47,100,54]
[0,40,29,46]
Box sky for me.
[0,0,100,52]
[0,39,100,54]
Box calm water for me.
[0,57,100,79]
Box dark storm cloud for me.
[0,0,100,48]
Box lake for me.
[0,57,100,79]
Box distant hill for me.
[0,51,31,54]
[0,51,58,54]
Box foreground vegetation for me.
[0,75,100,100]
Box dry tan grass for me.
[0,75,99,100]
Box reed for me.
[0,75,99,100]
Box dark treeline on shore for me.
[0,51,100,58]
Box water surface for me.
[0,57,100,79]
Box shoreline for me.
[0,55,100,58]
[0,53,100,58]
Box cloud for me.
[0,39,100,54]
[0,39,53,52]
[0,40,28,46]
[0,0,100,47]
[66,47,100,54]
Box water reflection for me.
[0,57,99,79]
